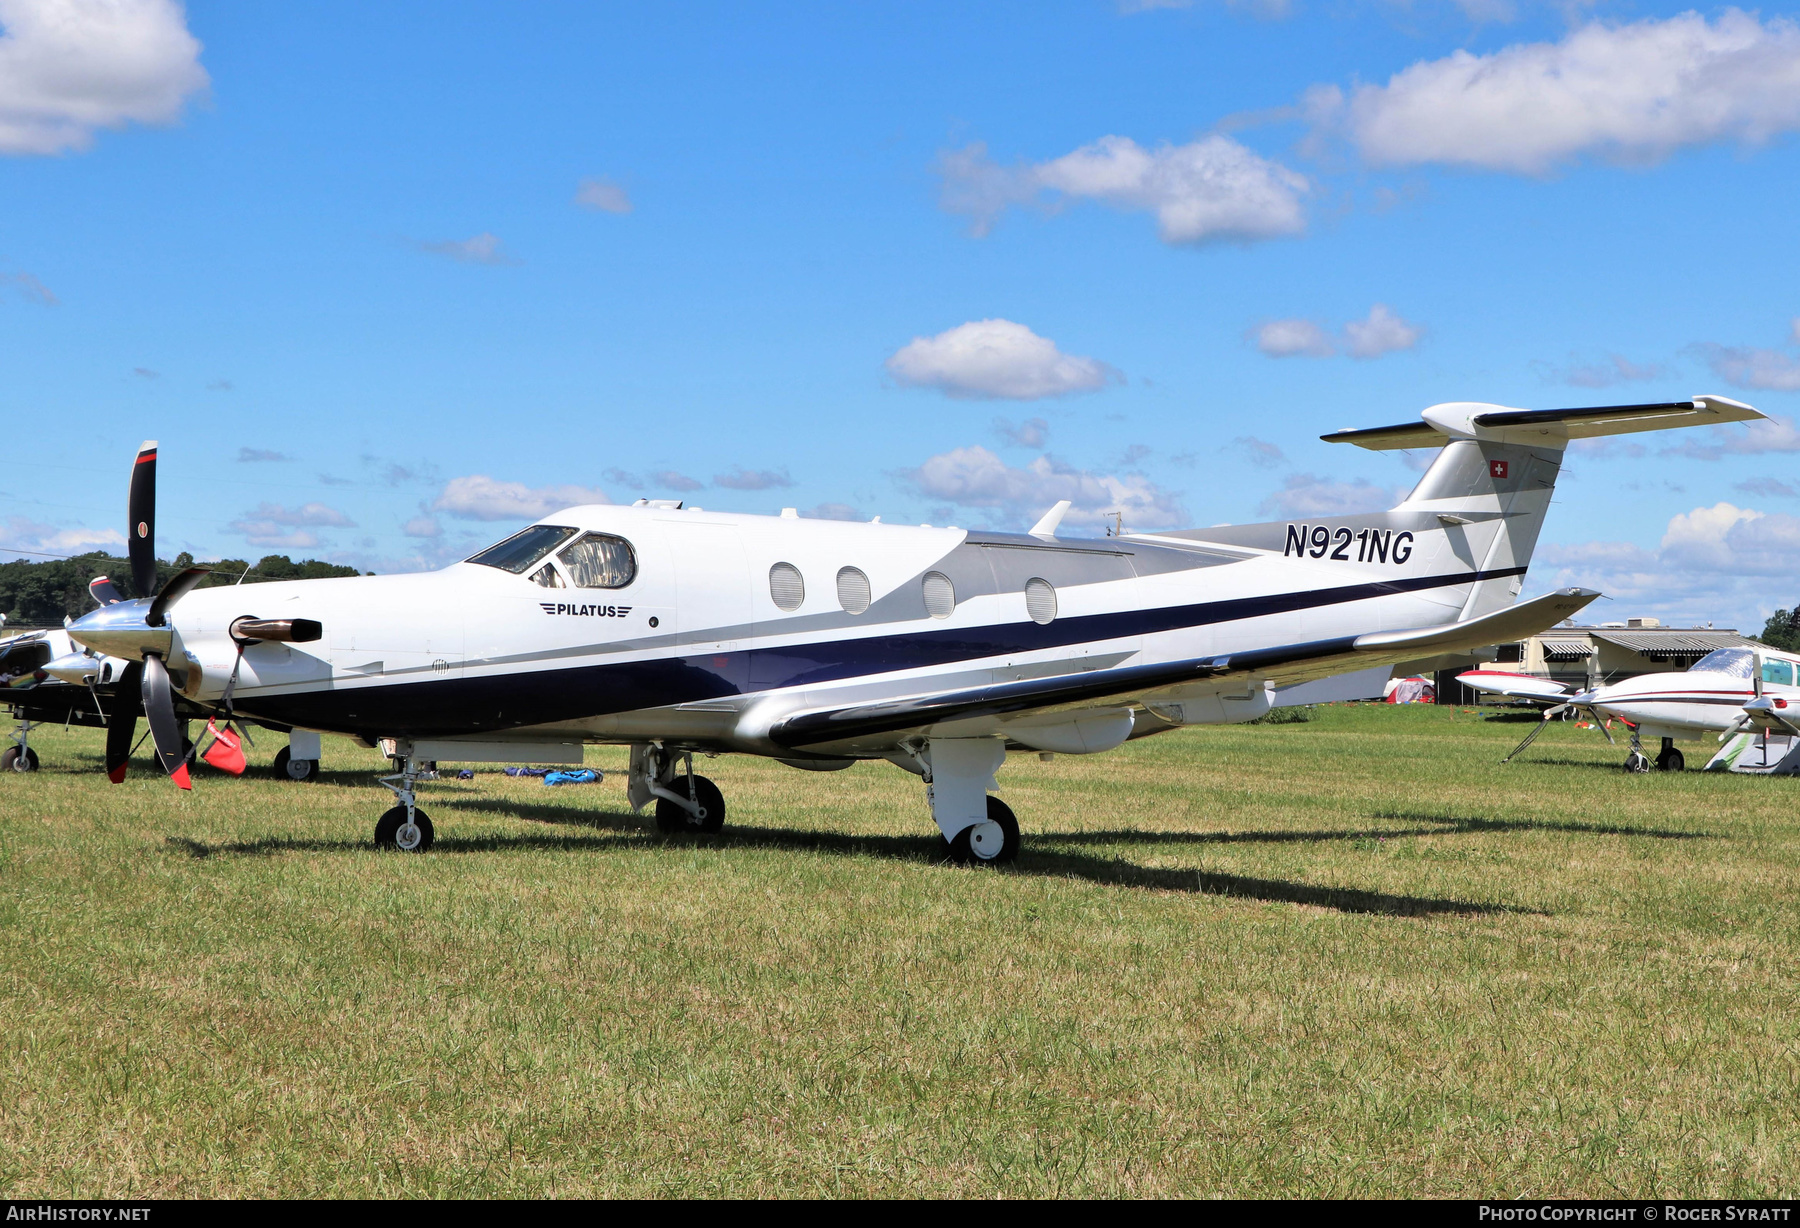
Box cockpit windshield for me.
[466,524,577,574]
[1691,648,1755,678]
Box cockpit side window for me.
[467,525,578,574]
[558,533,637,589]
[1763,657,1796,686]
[530,563,565,589]
[1692,648,1755,678]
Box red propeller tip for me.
[108,765,127,784]
[171,763,192,791]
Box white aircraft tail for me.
[1156,395,1764,622]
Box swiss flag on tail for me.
[200,720,246,775]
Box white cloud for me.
[1231,436,1286,469]
[903,444,1186,530]
[1249,305,1420,360]
[3,270,54,304]
[713,466,794,491]
[1313,10,1800,174]
[1534,501,1800,630]
[0,514,123,557]
[226,501,354,549]
[0,0,207,156]
[803,503,861,521]
[1253,318,1334,358]
[939,134,1307,246]
[1558,354,1664,388]
[1698,342,1800,392]
[652,470,703,493]
[1662,414,1800,460]
[993,416,1049,449]
[1257,473,1401,517]
[886,319,1119,401]
[402,515,441,539]
[415,232,518,266]
[575,177,632,214]
[235,447,288,463]
[1343,304,1422,359]
[432,475,610,521]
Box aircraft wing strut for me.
[769,587,1600,749]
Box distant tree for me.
[0,553,370,625]
[1757,607,1800,653]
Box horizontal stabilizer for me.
[770,587,1600,749]
[1324,395,1762,452]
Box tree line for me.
[0,552,368,627]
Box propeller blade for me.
[140,654,192,790]
[1593,711,1616,745]
[1541,702,1570,719]
[1720,714,1752,743]
[89,576,124,607]
[128,441,157,598]
[147,566,211,628]
[1501,717,1552,764]
[106,660,144,783]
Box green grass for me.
[3,704,1798,1197]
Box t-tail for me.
[1152,396,1763,623]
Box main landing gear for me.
[1624,732,1685,773]
[900,737,1022,866]
[631,745,726,834]
[375,755,434,852]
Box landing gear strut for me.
[2,719,39,773]
[1624,728,1652,773]
[639,747,725,834]
[375,755,434,851]
[1655,736,1685,772]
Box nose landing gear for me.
[375,755,435,851]
[2,720,39,772]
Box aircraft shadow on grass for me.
[155,792,1690,918]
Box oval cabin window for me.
[922,571,955,619]
[1024,577,1057,625]
[836,566,872,615]
[769,562,805,612]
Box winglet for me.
[1029,500,1072,538]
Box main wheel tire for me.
[948,795,1021,866]
[374,806,435,852]
[1624,752,1652,774]
[1656,748,1686,772]
[272,746,319,782]
[1,746,37,772]
[654,774,725,834]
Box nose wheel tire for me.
[655,773,725,834]
[273,746,319,782]
[1624,752,1652,774]
[1,746,39,773]
[948,795,1021,865]
[375,806,435,852]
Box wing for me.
[1454,669,1574,704]
[770,587,1599,750]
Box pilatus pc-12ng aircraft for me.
[67,396,1760,861]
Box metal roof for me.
[1590,630,1756,655]
[1540,638,1595,658]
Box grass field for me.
[3,703,1798,1198]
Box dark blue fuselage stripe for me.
[238,566,1525,738]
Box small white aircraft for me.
[0,620,128,772]
[66,397,1761,858]
[1462,645,1800,771]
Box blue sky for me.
[2,0,1799,629]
